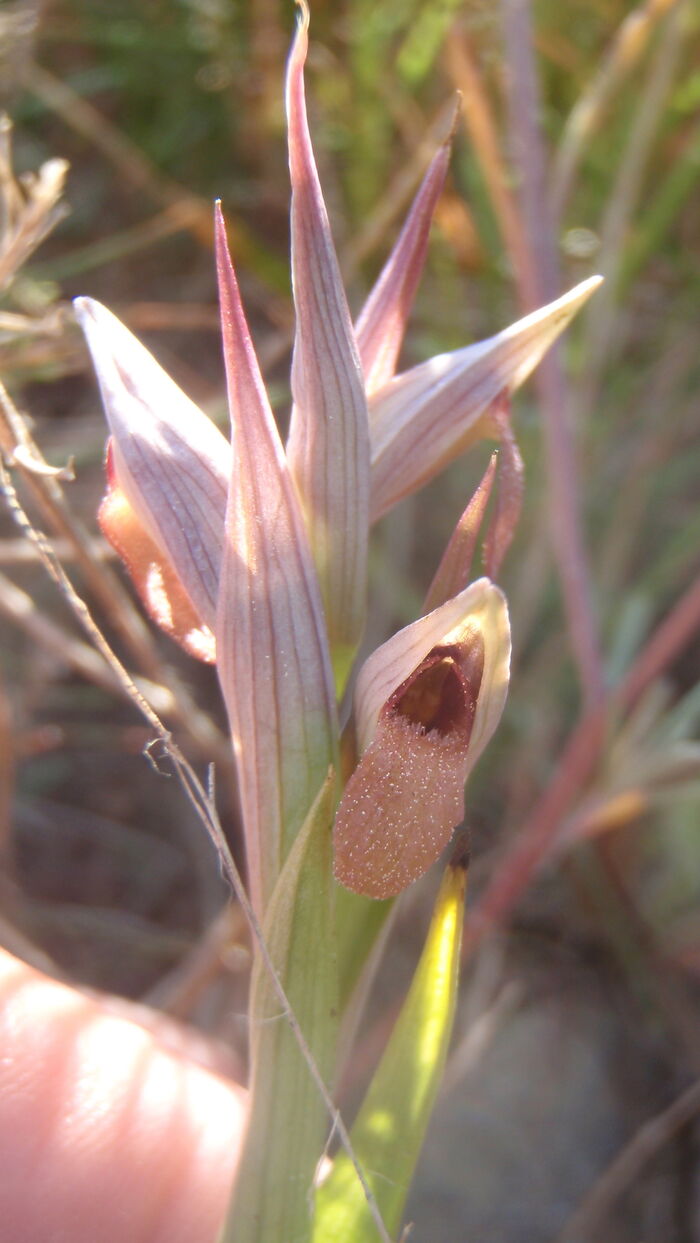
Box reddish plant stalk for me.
[500,0,604,706]
[469,570,700,941]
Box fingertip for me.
[0,947,245,1243]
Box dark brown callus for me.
[390,637,484,742]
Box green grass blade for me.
[313,855,467,1243]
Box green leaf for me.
[219,772,338,1243]
[313,855,467,1242]
[335,885,394,1013]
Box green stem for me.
[219,777,338,1243]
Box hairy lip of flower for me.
[333,627,489,900]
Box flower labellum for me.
[334,641,482,899]
[334,578,510,899]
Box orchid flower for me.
[74,9,603,1239]
[75,10,599,918]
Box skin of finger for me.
[0,947,246,1243]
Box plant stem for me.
[501,0,604,706]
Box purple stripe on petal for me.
[75,297,229,629]
[285,10,370,665]
[369,275,602,520]
[215,205,337,914]
[355,135,451,397]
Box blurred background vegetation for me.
[1,0,699,1239]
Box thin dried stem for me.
[341,96,459,278]
[588,840,700,1073]
[619,574,700,713]
[0,566,195,721]
[0,566,138,698]
[574,0,687,420]
[0,115,68,291]
[144,904,247,1018]
[550,0,683,217]
[0,380,227,762]
[423,453,497,614]
[443,25,536,297]
[26,62,215,250]
[597,329,698,594]
[483,396,524,580]
[110,301,222,333]
[469,567,700,938]
[0,379,155,668]
[469,699,608,939]
[36,205,213,282]
[554,1077,700,1242]
[0,670,13,854]
[500,0,604,706]
[0,536,112,565]
[0,908,59,977]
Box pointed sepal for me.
[369,275,602,519]
[215,205,338,914]
[482,393,524,580]
[354,132,451,397]
[74,297,229,630]
[98,444,215,661]
[423,451,497,614]
[285,5,370,687]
